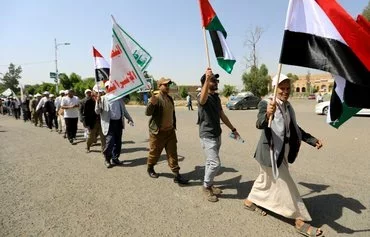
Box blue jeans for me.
[200,136,221,188]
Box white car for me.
[315,101,370,115]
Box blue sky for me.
[0,0,367,90]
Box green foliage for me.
[222,84,237,97]
[59,72,82,90]
[242,64,270,97]
[0,63,22,93]
[178,86,188,98]
[362,1,370,20]
[74,77,95,98]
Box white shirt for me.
[36,97,50,111]
[54,96,63,111]
[61,96,79,118]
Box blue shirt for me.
[108,100,122,120]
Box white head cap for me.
[93,85,104,93]
[84,89,92,94]
[49,94,55,98]
[43,91,50,95]
[272,74,290,87]
[59,90,65,95]
[35,93,42,97]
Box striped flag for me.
[93,47,110,83]
[199,0,235,74]
[279,0,370,128]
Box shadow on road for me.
[299,182,330,197]
[122,154,185,167]
[121,147,148,154]
[304,193,368,234]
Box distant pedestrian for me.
[61,89,80,144]
[84,86,105,153]
[186,93,193,111]
[55,90,66,135]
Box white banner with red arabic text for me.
[105,22,147,102]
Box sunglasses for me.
[211,79,219,83]
[160,83,170,87]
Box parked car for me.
[226,95,261,110]
[307,94,316,100]
[315,101,370,115]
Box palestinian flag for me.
[199,0,235,74]
[93,47,110,82]
[279,0,370,128]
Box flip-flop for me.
[295,223,324,237]
[243,202,267,216]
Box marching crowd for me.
[1,68,324,236]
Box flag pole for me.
[93,46,101,94]
[202,27,211,68]
[268,63,283,127]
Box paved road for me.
[0,99,369,236]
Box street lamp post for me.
[54,38,70,93]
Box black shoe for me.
[174,174,189,185]
[104,159,112,168]
[147,167,159,178]
[68,138,73,144]
[111,158,122,165]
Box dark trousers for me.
[147,128,180,173]
[47,113,57,129]
[65,117,78,140]
[103,119,123,160]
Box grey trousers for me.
[200,136,221,188]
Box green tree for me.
[178,86,188,98]
[0,63,22,93]
[362,1,370,20]
[222,84,237,97]
[74,77,95,98]
[242,64,270,97]
[59,72,82,90]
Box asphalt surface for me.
[0,99,369,236]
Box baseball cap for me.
[272,74,290,87]
[157,77,172,86]
[200,73,219,85]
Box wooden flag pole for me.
[202,27,211,68]
[268,63,283,127]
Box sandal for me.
[295,223,324,237]
[243,202,267,216]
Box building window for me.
[302,87,306,92]
[296,87,300,92]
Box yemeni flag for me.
[199,0,235,74]
[93,47,110,83]
[279,0,370,128]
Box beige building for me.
[293,73,334,94]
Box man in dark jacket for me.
[145,77,188,185]
[84,88,105,153]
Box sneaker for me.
[173,174,189,185]
[111,158,122,165]
[211,186,222,195]
[147,167,159,178]
[104,159,112,168]
[202,186,218,202]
